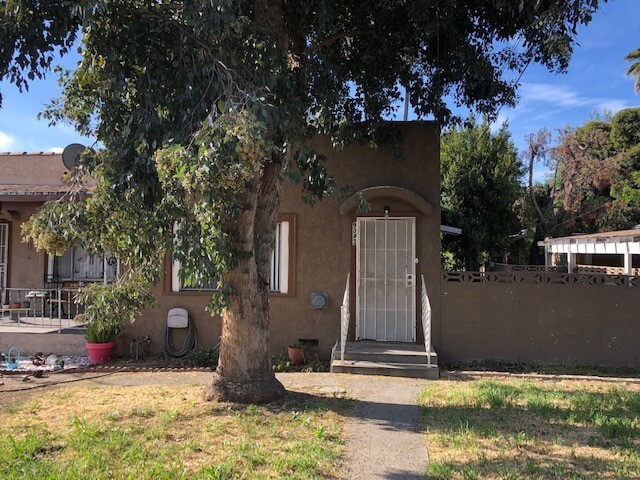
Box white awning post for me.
[624,252,633,276]
[567,252,576,274]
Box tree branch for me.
[309,29,376,52]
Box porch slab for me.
[0,315,78,329]
[0,330,86,356]
[0,325,62,334]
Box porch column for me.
[567,251,576,274]
[624,252,633,276]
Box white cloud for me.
[519,81,632,117]
[0,130,16,151]
[48,147,64,153]
[521,82,592,108]
[489,113,510,133]
[595,99,632,114]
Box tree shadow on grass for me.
[276,389,423,434]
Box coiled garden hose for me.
[163,315,197,362]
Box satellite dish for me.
[62,143,86,170]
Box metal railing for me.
[420,274,432,367]
[0,287,83,333]
[340,273,350,361]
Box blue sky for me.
[0,0,638,180]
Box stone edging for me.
[444,370,640,384]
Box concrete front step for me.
[332,342,437,365]
[331,359,440,379]
[337,350,438,364]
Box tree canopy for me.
[0,0,605,402]
[625,47,640,92]
[441,117,523,270]
[523,108,640,263]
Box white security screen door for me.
[356,217,416,342]
[0,224,8,300]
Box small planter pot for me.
[11,302,21,309]
[86,341,116,364]
[287,346,305,365]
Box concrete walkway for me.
[281,373,429,479]
[1,371,429,479]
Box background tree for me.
[441,118,523,270]
[625,48,640,92]
[1,0,605,403]
[524,108,640,263]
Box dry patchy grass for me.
[0,381,350,479]
[419,378,640,479]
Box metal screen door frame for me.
[355,216,416,342]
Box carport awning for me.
[538,229,640,255]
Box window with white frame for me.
[48,246,118,282]
[172,220,291,294]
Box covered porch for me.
[331,272,439,379]
[0,286,83,333]
[539,229,640,275]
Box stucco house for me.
[0,122,441,377]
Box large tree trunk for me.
[204,160,285,403]
[204,0,290,403]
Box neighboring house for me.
[539,230,640,275]
[0,123,442,376]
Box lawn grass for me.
[0,381,350,479]
[419,378,640,479]
[444,360,640,378]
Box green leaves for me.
[441,117,523,269]
[76,269,156,343]
[0,0,606,321]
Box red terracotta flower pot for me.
[86,341,116,364]
[287,346,305,365]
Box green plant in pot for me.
[76,272,155,364]
[287,342,305,365]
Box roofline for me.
[0,151,61,156]
[538,229,640,247]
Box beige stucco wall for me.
[441,281,640,366]
[2,204,48,292]
[0,153,67,185]
[127,122,442,357]
[2,124,441,358]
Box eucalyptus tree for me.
[0,0,604,403]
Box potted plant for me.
[78,311,121,364]
[287,342,305,365]
[75,272,155,364]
